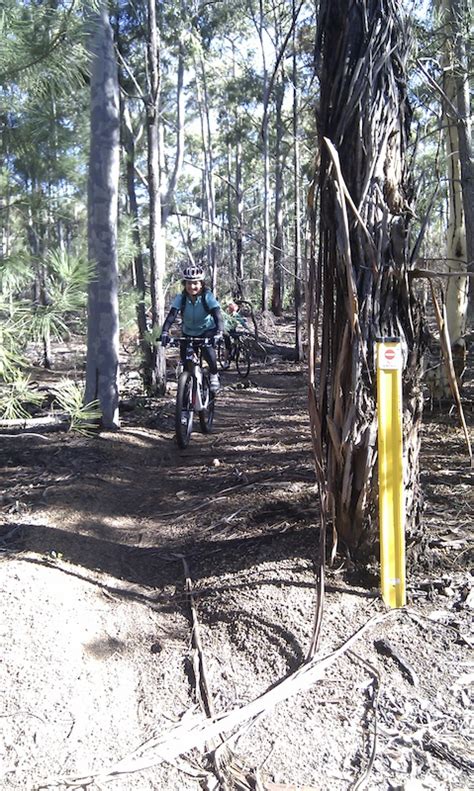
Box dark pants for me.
[180,330,218,375]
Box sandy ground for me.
[0,350,472,791]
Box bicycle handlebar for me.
[167,336,218,348]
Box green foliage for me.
[0,249,93,423]
[50,379,101,434]
[119,288,144,335]
[144,325,162,348]
[0,0,90,95]
[13,250,94,344]
[118,214,139,274]
[0,254,33,302]
[0,295,28,377]
[0,372,43,420]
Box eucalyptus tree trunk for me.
[292,6,303,362]
[308,0,425,555]
[161,41,185,227]
[235,138,245,297]
[449,0,474,295]
[441,35,469,387]
[85,5,120,429]
[225,142,235,279]
[122,101,153,388]
[229,42,245,298]
[271,78,285,317]
[257,1,272,312]
[146,0,166,395]
[193,48,217,289]
[437,0,471,385]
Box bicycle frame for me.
[176,337,212,412]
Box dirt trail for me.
[0,359,472,790]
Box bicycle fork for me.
[184,364,209,412]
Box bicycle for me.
[168,337,216,449]
[217,331,251,378]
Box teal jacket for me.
[162,289,224,336]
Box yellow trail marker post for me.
[376,338,406,608]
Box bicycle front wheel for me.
[236,342,251,378]
[199,372,215,433]
[175,371,194,448]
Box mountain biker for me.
[160,266,224,392]
[223,301,248,359]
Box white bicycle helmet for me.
[182,265,205,282]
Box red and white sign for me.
[378,344,402,370]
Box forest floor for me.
[0,318,472,791]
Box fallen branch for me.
[181,557,233,789]
[422,733,474,772]
[182,557,263,790]
[0,414,70,434]
[37,610,397,789]
[348,651,381,791]
[409,268,474,279]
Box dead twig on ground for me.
[159,465,315,520]
[373,638,419,686]
[181,555,233,790]
[347,651,381,791]
[422,733,474,772]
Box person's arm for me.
[206,292,225,335]
[161,296,181,345]
[162,307,178,335]
[210,306,225,334]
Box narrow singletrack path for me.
[0,358,471,791]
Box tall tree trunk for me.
[431,0,470,396]
[309,0,425,555]
[271,78,285,317]
[146,0,166,395]
[229,40,245,299]
[122,101,153,388]
[161,41,185,227]
[292,5,304,362]
[450,0,474,306]
[442,0,472,342]
[226,141,235,281]
[257,1,272,312]
[194,50,217,290]
[235,138,245,298]
[85,5,120,429]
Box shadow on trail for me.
[1,520,318,589]
[1,519,374,607]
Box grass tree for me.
[308,0,425,557]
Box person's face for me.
[185,280,203,297]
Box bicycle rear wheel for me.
[217,341,231,370]
[175,371,194,448]
[236,342,251,378]
[199,372,215,433]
